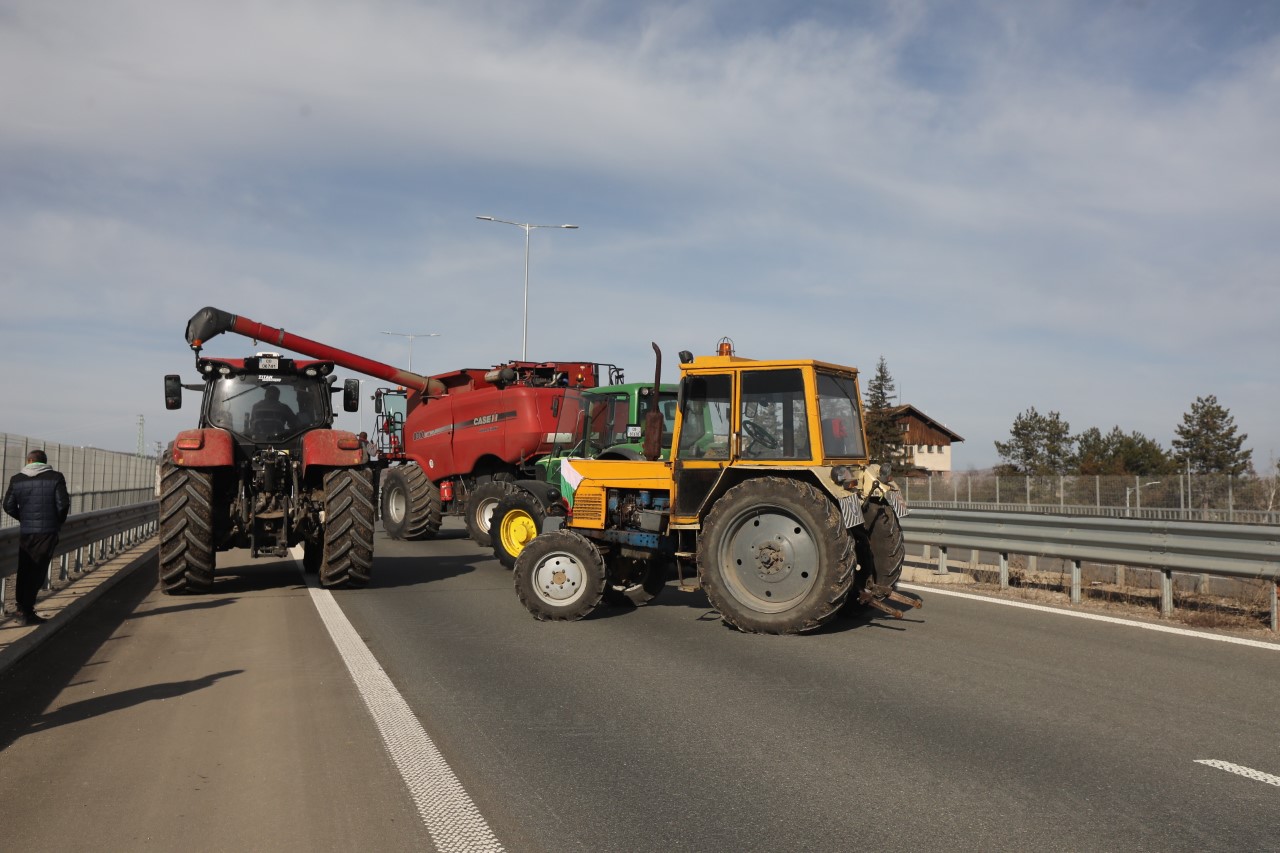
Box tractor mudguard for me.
[170,428,235,467]
[513,479,560,505]
[302,430,364,475]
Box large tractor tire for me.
[380,463,441,541]
[854,499,906,590]
[513,530,607,621]
[158,459,216,594]
[320,468,376,589]
[465,478,520,547]
[603,555,668,607]
[491,491,548,569]
[697,477,855,634]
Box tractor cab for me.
[193,355,337,446]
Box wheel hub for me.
[719,509,818,611]
[535,553,585,603]
[752,539,793,580]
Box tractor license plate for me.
[259,357,278,370]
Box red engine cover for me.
[401,365,598,482]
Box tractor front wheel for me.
[513,530,607,621]
[697,477,855,634]
[491,491,548,569]
[158,458,216,594]
[320,468,375,589]
[380,463,441,540]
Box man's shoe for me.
[20,611,47,626]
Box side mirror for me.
[343,379,360,413]
[374,392,383,415]
[164,375,183,410]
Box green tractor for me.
[489,381,678,581]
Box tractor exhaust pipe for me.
[642,342,663,461]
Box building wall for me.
[902,442,954,473]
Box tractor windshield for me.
[206,375,330,441]
[585,389,678,454]
[816,372,867,458]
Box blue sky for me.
[2,0,1277,470]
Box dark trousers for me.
[16,532,58,613]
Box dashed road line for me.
[900,583,1280,651]
[1194,760,1280,787]
[295,551,504,853]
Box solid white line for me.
[295,551,504,853]
[899,583,1280,651]
[1194,759,1280,787]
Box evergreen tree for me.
[1075,426,1171,475]
[1171,395,1253,475]
[863,356,903,466]
[994,407,1075,475]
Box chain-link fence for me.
[1,432,157,530]
[900,472,1280,525]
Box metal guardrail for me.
[900,508,1280,630]
[0,503,158,603]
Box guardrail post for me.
[936,546,949,576]
[999,552,1009,589]
[1070,560,1081,604]
[1271,583,1277,633]
[1160,570,1174,618]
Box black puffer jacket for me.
[3,467,71,534]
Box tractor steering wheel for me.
[742,419,779,450]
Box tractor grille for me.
[572,493,605,524]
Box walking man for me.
[3,449,70,625]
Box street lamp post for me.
[381,330,440,374]
[1125,481,1160,517]
[476,215,578,360]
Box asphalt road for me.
[1,520,1277,852]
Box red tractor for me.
[170,308,619,574]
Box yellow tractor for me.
[512,339,919,634]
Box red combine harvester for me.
[174,308,617,564]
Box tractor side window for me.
[817,372,867,458]
[677,374,732,460]
[637,391,679,449]
[739,369,810,460]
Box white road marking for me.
[1194,760,1280,787]
[294,550,505,853]
[899,583,1280,651]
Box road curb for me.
[0,539,157,677]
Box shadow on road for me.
[0,560,158,751]
[17,670,244,741]
[128,598,238,619]
[360,554,480,590]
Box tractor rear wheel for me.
[603,555,668,606]
[158,459,216,594]
[491,491,548,569]
[465,478,520,547]
[380,463,441,540]
[320,468,375,589]
[513,530,607,621]
[697,477,855,634]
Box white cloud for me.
[1,0,1277,465]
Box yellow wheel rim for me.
[500,510,539,557]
